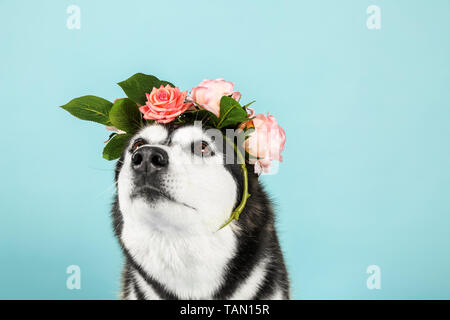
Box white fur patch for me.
[137,124,168,144]
[229,256,270,300]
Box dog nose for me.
[131,146,169,174]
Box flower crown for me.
[61,73,286,228]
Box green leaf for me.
[102,134,132,160]
[60,95,113,125]
[117,73,175,105]
[109,98,142,134]
[217,96,249,128]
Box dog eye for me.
[191,141,213,157]
[131,139,146,152]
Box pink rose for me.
[139,85,192,124]
[190,78,241,117]
[240,113,286,175]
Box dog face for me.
[116,123,239,235]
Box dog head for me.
[114,123,249,235]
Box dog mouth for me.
[131,184,196,211]
[132,184,172,202]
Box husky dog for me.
[112,123,290,300]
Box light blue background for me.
[1,0,449,299]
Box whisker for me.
[88,167,116,172]
[95,181,119,198]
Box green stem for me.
[219,135,251,230]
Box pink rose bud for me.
[105,126,126,135]
[139,85,192,124]
[190,78,241,117]
[240,113,286,175]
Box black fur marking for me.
[132,276,147,300]
[120,262,134,300]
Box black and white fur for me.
[112,123,290,300]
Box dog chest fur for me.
[120,213,237,299]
